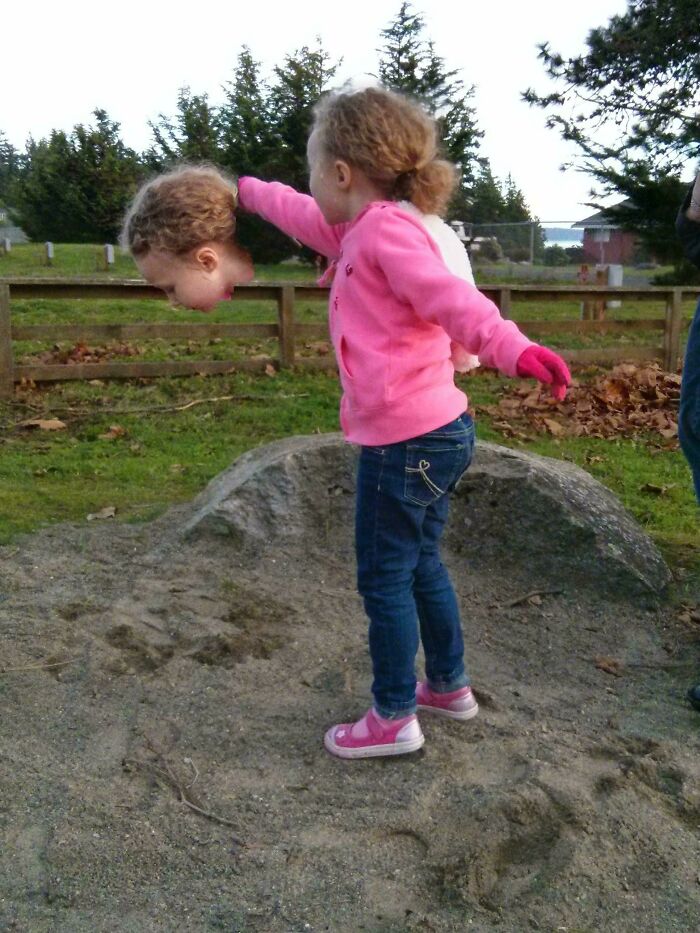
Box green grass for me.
[0,369,697,567]
[0,370,340,541]
[0,242,140,278]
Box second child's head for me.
[120,165,254,312]
[308,85,457,224]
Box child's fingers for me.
[524,358,554,384]
[516,347,570,399]
[549,357,571,386]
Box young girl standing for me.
[237,86,570,759]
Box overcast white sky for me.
[3,0,631,224]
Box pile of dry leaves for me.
[476,362,681,445]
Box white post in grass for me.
[1,238,10,255]
[45,241,54,266]
[104,244,115,268]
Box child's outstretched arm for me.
[375,210,570,398]
[238,177,346,260]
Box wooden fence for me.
[1,277,699,398]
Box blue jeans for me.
[355,413,476,718]
[680,298,700,503]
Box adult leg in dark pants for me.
[678,298,700,711]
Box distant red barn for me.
[573,204,638,265]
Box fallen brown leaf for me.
[542,418,565,436]
[19,418,67,431]
[98,424,127,440]
[594,655,623,677]
[640,482,675,496]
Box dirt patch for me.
[0,499,699,932]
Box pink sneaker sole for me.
[416,681,479,721]
[323,709,425,759]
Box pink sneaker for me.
[323,708,425,759]
[416,681,479,721]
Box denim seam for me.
[407,443,468,451]
[418,430,473,440]
[370,448,386,573]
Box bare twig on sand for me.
[12,393,310,421]
[124,740,244,844]
[0,657,81,675]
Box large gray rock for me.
[184,434,671,600]
[184,434,357,551]
[447,441,672,600]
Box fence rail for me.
[1,277,698,398]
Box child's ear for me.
[195,245,219,272]
[334,160,352,190]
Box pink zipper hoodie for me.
[238,177,534,445]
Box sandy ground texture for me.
[1,477,699,932]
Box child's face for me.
[136,242,254,312]
[308,130,352,225]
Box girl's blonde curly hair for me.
[120,164,238,257]
[313,86,457,216]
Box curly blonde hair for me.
[313,86,457,216]
[120,164,238,257]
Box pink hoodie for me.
[239,177,534,445]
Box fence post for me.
[663,288,683,371]
[277,285,296,368]
[0,284,14,398]
[498,287,512,319]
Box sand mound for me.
[0,438,698,932]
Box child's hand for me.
[516,346,571,401]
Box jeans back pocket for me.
[404,426,474,507]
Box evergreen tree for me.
[0,133,21,207]
[219,47,273,177]
[523,0,700,279]
[465,167,542,262]
[260,41,340,262]
[523,0,700,178]
[266,41,340,191]
[468,164,504,225]
[13,132,80,240]
[377,3,483,219]
[378,2,428,98]
[71,111,145,241]
[219,47,291,262]
[148,88,221,166]
[13,110,141,241]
